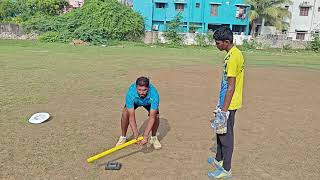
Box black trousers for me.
[216,110,237,171]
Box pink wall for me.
[68,0,84,8]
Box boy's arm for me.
[221,77,236,112]
[143,110,157,138]
[127,108,139,139]
[125,93,139,139]
[143,95,159,138]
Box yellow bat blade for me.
[87,136,144,163]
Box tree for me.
[0,0,16,20]
[246,0,292,36]
[0,0,68,22]
[164,13,184,45]
[309,34,320,52]
[16,0,68,20]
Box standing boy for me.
[208,27,245,179]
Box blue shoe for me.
[208,157,223,168]
[208,168,232,179]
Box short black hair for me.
[136,76,150,87]
[213,26,233,43]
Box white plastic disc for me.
[28,112,50,124]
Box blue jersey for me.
[125,83,160,110]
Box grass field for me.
[1,40,319,114]
[1,40,320,179]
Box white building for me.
[286,0,320,41]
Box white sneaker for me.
[149,136,162,150]
[116,136,127,146]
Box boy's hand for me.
[213,110,230,134]
[133,131,139,140]
[138,136,148,146]
[212,109,229,125]
[220,110,230,121]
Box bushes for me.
[240,39,263,50]
[282,43,292,50]
[23,0,144,44]
[309,34,320,52]
[194,33,213,47]
[38,31,60,42]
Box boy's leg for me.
[207,134,223,168]
[150,114,161,149]
[117,105,140,146]
[144,105,161,149]
[143,105,160,136]
[151,114,160,136]
[120,107,130,137]
[218,110,236,171]
[116,106,132,146]
[121,104,139,136]
[216,134,223,162]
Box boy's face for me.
[215,40,230,51]
[136,85,149,98]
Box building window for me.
[296,33,305,40]
[210,4,218,16]
[300,7,309,16]
[175,3,184,11]
[236,6,246,19]
[156,3,165,8]
[196,3,200,8]
[318,7,320,12]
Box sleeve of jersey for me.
[226,56,238,77]
[125,93,134,109]
[151,92,160,110]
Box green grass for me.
[1,40,319,114]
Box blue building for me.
[133,0,250,34]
